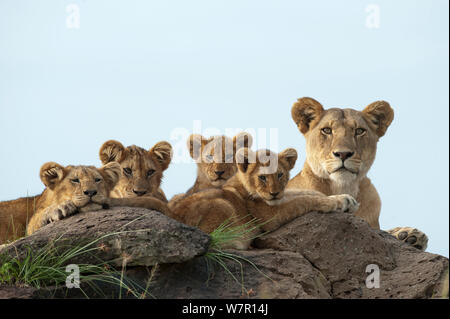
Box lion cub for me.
[26,161,170,235]
[168,132,252,207]
[99,140,172,202]
[169,147,359,249]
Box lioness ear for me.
[187,134,205,161]
[99,162,121,187]
[150,141,173,171]
[40,162,65,190]
[279,148,298,171]
[362,101,394,138]
[99,140,126,164]
[233,132,253,152]
[236,148,256,173]
[291,97,325,134]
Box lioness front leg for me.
[261,193,359,232]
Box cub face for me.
[99,140,172,198]
[291,97,394,184]
[188,132,253,187]
[40,162,121,208]
[236,147,297,205]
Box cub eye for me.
[71,178,80,183]
[355,128,366,136]
[259,175,266,183]
[205,155,214,163]
[147,169,155,177]
[123,168,132,175]
[277,172,284,179]
[321,127,332,135]
[94,178,102,183]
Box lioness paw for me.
[329,194,359,214]
[387,227,428,251]
[42,201,78,226]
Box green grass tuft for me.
[204,216,273,296]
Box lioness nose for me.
[333,151,354,161]
[133,190,147,196]
[270,192,280,198]
[84,190,97,197]
[215,171,225,177]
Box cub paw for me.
[387,227,428,251]
[42,201,78,226]
[329,194,359,214]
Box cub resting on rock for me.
[26,161,170,235]
[99,140,173,202]
[168,132,252,207]
[288,97,428,250]
[169,147,359,249]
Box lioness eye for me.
[355,128,366,136]
[123,168,132,175]
[259,175,266,182]
[147,169,155,177]
[95,178,102,183]
[321,127,332,135]
[278,172,283,179]
[71,178,80,183]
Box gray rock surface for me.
[0,208,448,299]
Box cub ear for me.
[279,148,298,171]
[291,97,325,134]
[233,132,253,152]
[187,134,205,161]
[235,148,256,173]
[99,140,126,164]
[150,141,173,171]
[40,162,65,190]
[362,101,394,137]
[99,162,121,187]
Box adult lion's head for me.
[39,162,121,208]
[99,140,172,198]
[291,97,394,187]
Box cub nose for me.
[270,192,280,198]
[215,170,225,177]
[333,151,354,161]
[133,190,147,196]
[84,190,97,197]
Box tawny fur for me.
[26,161,170,236]
[168,132,252,208]
[0,195,41,243]
[287,97,428,250]
[99,140,172,202]
[169,147,359,250]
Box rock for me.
[0,207,210,267]
[253,211,449,299]
[0,209,448,299]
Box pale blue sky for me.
[0,0,448,256]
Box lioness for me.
[168,132,252,207]
[288,97,428,250]
[99,140,172,202]
[169,147,359,249]
[26,161,170,235]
